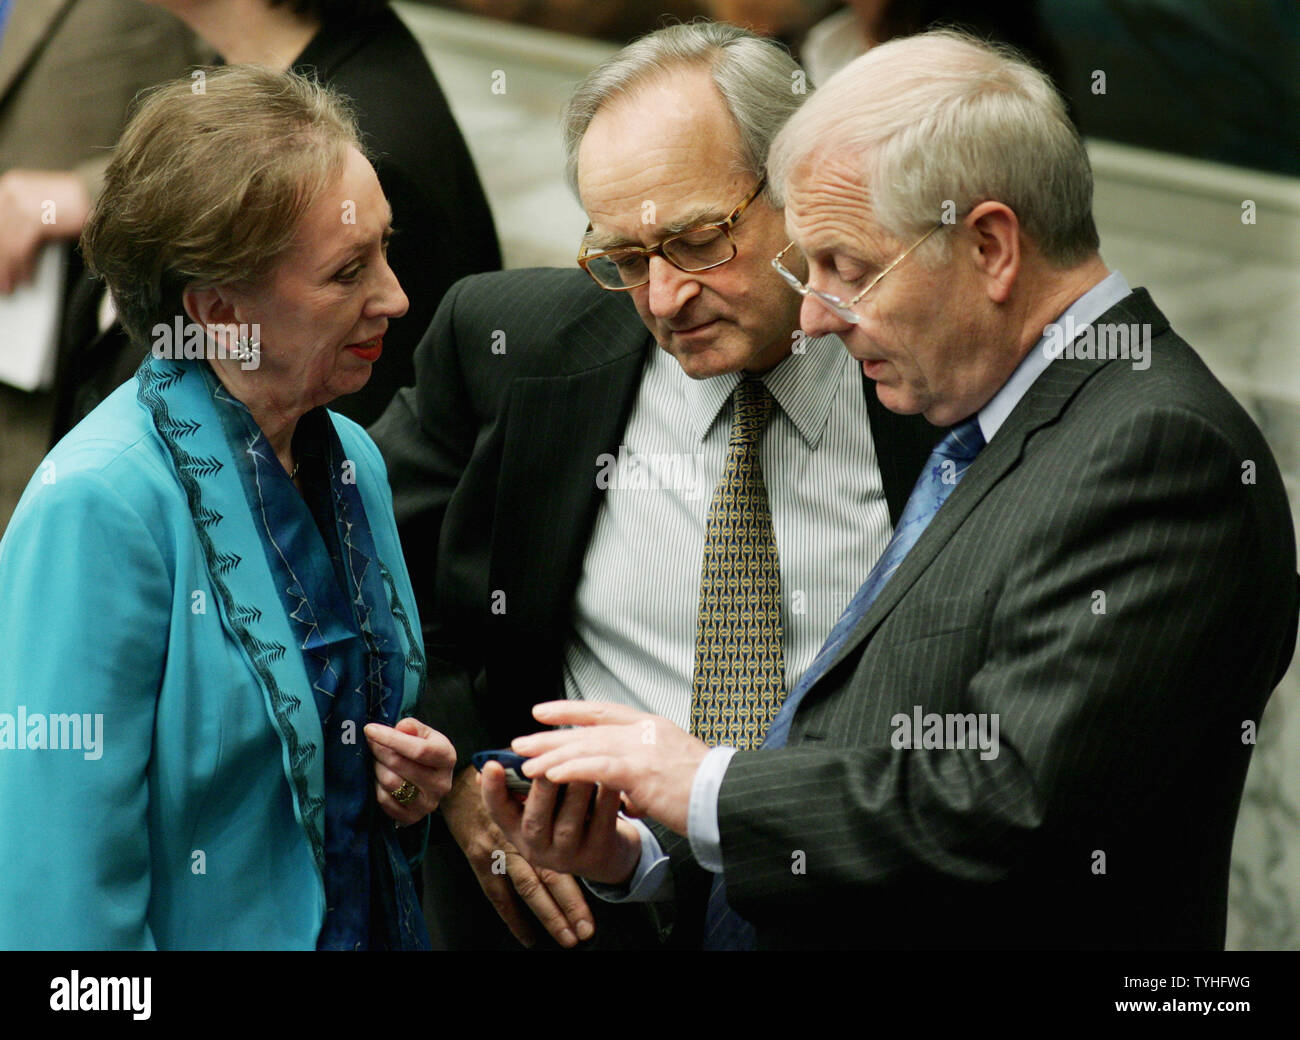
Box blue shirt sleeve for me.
[687,746,736,873]
[582,816,674,903]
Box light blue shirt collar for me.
[978,271,1132,443]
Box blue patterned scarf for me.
[140,356,429,950]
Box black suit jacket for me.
[370,267,939,947]
[663,288,1297,949]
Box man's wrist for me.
[584,818,672,903]
[586,816,642,886]
[438,764,482,837]
[619,817,644,882]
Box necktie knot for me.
[934,415,985,463]
[729,378,774,448]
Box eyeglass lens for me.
[585,226,734,288]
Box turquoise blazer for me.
[0,360,425,950]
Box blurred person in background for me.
[705,0,1297,173]
[0,0,202,532]
[704,0,1066,88]
[424,0,700,42]
[798,0,1065,87]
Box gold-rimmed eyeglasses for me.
[772,223,943,324]
[577,178,767,291]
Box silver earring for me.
[235,335,261,364]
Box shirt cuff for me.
[582,816,673,903]
[688,746,737,873]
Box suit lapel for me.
[0,0,71,103]
[492,293,650,653]
[809,289,1169,690]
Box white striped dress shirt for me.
[561,333,893,729]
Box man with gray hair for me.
[372,22,936,948]
[483,30,1297,949]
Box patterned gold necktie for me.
[691,377,785,749]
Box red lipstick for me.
[346,336,383,362]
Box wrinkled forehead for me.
[578,66,743,174]
[782,150,889,253]
[293,147,383,228]
[576,72,751,241]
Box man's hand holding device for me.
[442,755,595,948]
[479,741,644,888]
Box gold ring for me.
[391,780,418,805]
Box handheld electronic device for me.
[471,749,534,796]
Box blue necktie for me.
[704,415,986,950]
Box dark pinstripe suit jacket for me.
[370,267,939,948]
[682,287,1298,950]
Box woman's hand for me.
[365,718,456,826]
